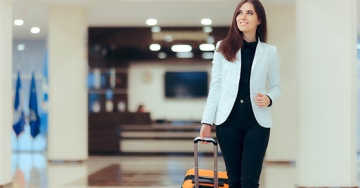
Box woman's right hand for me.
[199,124,212,144]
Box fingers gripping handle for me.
[193,136,218,146]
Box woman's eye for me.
[247,12,253,15]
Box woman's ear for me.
[258,20,261,25]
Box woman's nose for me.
[240,14,246,20]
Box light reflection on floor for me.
[9,153,360,188]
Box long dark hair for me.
[218,0,267,62]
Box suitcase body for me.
[181,137,229,188]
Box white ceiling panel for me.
[13,0,360,41]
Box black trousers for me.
[216,99,270,188]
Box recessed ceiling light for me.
[176,52,194,58]
[17,44,25,51]
[149,44,161,51]
[207,36,215,44]
[202,52,214,59]
[158,52,167,59]
[201,18,212,26]
[203,26,213,33]
[14,19,24,26]
[146,19,157,26]
[171,45,192,52]
[31,27,40,34]
[199,44,215,51]
[151,26,161,33]
[165,35,173,42]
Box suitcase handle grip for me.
[194,137,218,188]
[193,136,217,146]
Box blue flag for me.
[13,72,25,137]
[41,52,48,135]
[29,72,40,138]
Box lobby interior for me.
[2,0,359,187]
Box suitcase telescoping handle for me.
[193,136,218,188]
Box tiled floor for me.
[9,152,358,188]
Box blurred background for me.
[2,0,359,187]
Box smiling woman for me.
[199,1,280,188]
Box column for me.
[296,0,357,187]
[265,3,298,162]
[48,6,87,161]
[0,0,12,185]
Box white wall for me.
[128,62,211,121]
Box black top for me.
[236,39,258,101]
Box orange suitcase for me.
[181,137,229,188]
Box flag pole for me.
[13,70,25,153]
[17,137,19,167]
[17,135,19,152]
[32,138,34,153]
[16,135,19,167]
[16,66,20,155]
[29,70,41,151]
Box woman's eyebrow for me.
[238,9,255,12]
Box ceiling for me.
[12,0,296,40]
[13,0,360,39]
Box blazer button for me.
[240,100,243,103]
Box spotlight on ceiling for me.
[17,44,25,51]
[158,52,167,59]
[31,27,40,34]
[151,26,161,33]
[149,44,161,51]
[203,26,213,33]
[14,19,24,26]
[171,44,192,52]
[201,18,212,26]
[176,52,194,58]
[146,19,158,26]
[202,52,214,59]
[199,44,215,51]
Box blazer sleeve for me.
[266,46,281,106]
[201,41,222,125]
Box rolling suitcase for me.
[182,137,229,188]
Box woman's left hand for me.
[255,93,270,108]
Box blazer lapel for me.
[251,40,264,74]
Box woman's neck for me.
[242,32,257,43]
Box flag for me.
[41,52,48,135]
[13,72,25,137]
[29,72,40,138]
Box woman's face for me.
[236,2,261,35]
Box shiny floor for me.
[10,152,360,188]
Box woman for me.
[199,0,281,188]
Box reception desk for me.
[88,112,216,154]
[119,124,216,154]
[88,112,152,154]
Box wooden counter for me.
[119,123,217,154]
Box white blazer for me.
[201,40,281,128]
